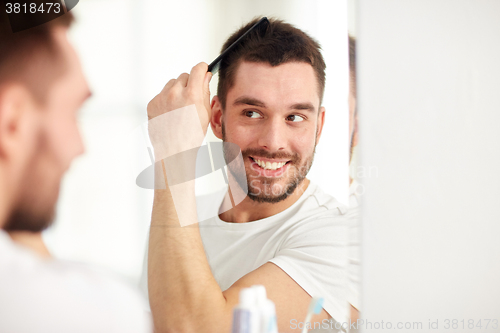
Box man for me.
[0,4,151,332]
[146,18,353,332]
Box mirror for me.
[20,0,357,331]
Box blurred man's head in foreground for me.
[0,7,89,232]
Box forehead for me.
[227,61,320,108]
[48,27,89,102]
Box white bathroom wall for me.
[358,0,500,331]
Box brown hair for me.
[0,2,74,104]
[348,34,356,97]
[217,17,326,110]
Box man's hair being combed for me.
[217,17,326,109]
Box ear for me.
[315,106,326,144]
[210,95,223,140]
[0,84,38,161]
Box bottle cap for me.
[239,287,256,307]
[252,285,267,305]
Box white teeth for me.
[253,158,286,170]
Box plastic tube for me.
[252,285,278,333]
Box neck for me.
[219,178,310,223]
[8,231,52,258]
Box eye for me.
[244,110,262,119]
[286,114,305,122]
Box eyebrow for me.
[289,102,316,113]
[233,96,316,113]
[233,96,266,108]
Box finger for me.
[203,72,212,118]
[187,62,208,90]
[204,71,213,88]
[177,73,189,87]
[160,79,177,93]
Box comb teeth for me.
[207,17,269,74]
[208,62,220,75]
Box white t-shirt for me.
[0,230,152,333]
[198,181,350,325]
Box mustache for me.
[241,148,300,164]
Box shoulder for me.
[0,234,151,332]
[291,182,350,227]
[276,185,352,245]
[301,182,348,215]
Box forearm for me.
[148,167,231,332]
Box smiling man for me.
[146,18,351,333]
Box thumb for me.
[203,72,212,120]
[204,72,212,94]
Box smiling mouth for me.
[250,157,290,170]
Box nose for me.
[257,117,287,152]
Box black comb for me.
[207,17,269,74]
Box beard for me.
[3,132,58,233]
[222,122,315,204]
[4,204,55,233]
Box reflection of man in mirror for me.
[145,17,355,332]
[0,4,151,332]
